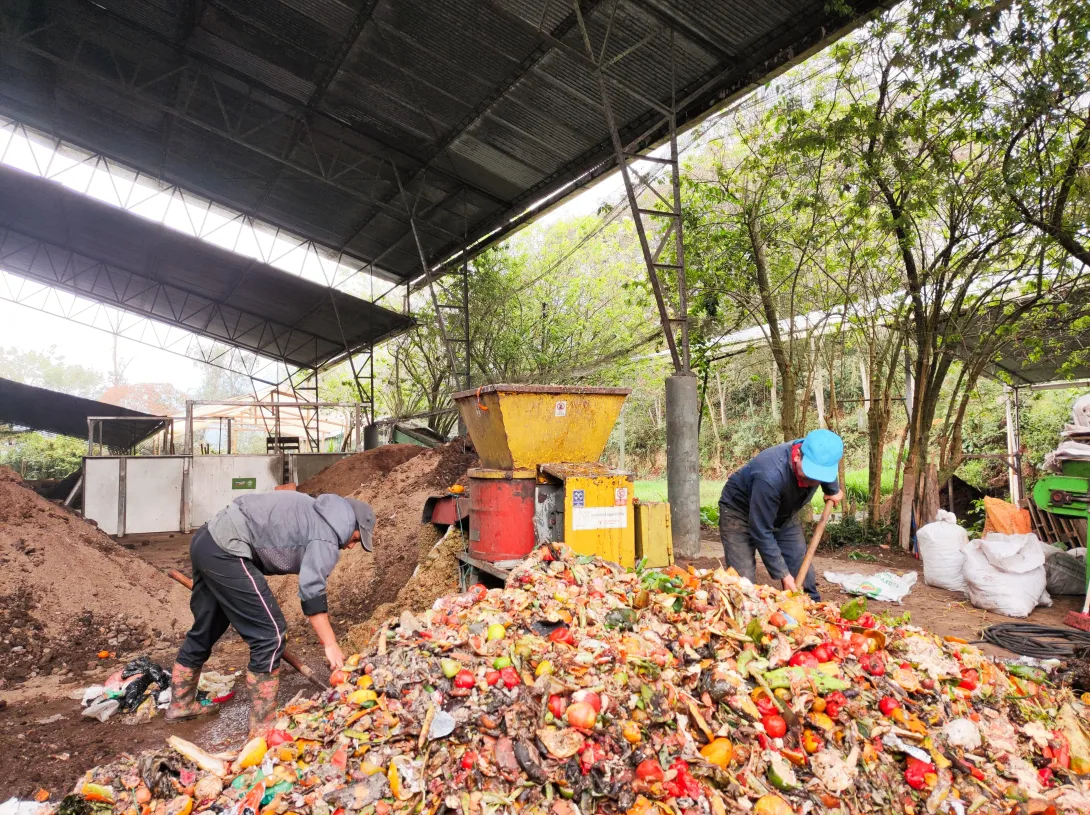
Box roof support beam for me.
[0,2,493,261]
[0,268,290,387]
[0,224,339,367]
[340,0,611,254]
[253,0,383,213]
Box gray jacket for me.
[206,491,357,616]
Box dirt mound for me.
[0,465,23,483]
[0,468,194,685]
[298,444,425,497]
[271,439,476,630]
[348,527,464,650]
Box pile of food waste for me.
[58,545,1090,815]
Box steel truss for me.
[0,117,393,294]
[0,118,384,415]
[572,2,691,374]
[0,265,377,429]
[0,4,503,274]
[0,267,295,385]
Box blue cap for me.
[800,429,843,483]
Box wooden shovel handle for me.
[795,499,836,587]
[165,568,327,690]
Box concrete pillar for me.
[363,423,380,450]
[666,373,701,558]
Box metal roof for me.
[0,376,165,447]
[0,162,414,369]
[0,0,884,284]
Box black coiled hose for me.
[980,623,1090,659]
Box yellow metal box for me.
[634,501,673,568]
[539,463,635,568]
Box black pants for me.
[177,526,288,674]
[719,506,820,601]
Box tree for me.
[915,0,1090,269]
[810,10,1088,546]
[100,382,189,415]
[0,345,105,397]
[0,432,86,479]
[379,216,655,437]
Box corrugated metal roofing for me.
[0,163,413,369]
[0,0,883,284]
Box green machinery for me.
[1032,458,1090,591]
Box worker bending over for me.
[719,429,843,601]
[166,490,375,737]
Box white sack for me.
[963,533,1051,618]
[916,509,969,594]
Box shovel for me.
[166,568,327,691]
[795,498,836,588]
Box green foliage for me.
[0,346,104,398]
[0,433,86,480]
[699,504,719,527]
[820,515,894,550]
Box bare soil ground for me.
[0,468,192,687]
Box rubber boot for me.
[165,662,218,722]
[246,669,280,739]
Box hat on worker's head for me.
[800,429,843,484]
[344,498,376,551]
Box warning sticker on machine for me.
[571,506,628,530]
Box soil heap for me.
[298,444,425,497]
[271,439,476,630]
[0,467,193,685]
[347,526,465,650]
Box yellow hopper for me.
[451,384,630,470]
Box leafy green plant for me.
[819,516,894,550]
[699,504,720,527]
[848,550,878,562]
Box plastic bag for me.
[0,799,47,815]
[963,533,1051,618]
[916,509,969,594]
[982,497,1032,536]
[116,656,171,712]
[82,698,120,722]
[1044,546,1087,596]
[823,570,918,603]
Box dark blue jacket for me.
[719,441,839,579]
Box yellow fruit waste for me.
[699,738,733,768]
[348,688,378,706]
[754,794,794,815]
[235,737,268,769]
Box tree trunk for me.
[780,366,797,442]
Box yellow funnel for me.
[452,384,630,470]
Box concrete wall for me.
[289,453,349,486]
[187,455,283,528]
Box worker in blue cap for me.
[718,429,844,601]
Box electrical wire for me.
[979,623,1090,660]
